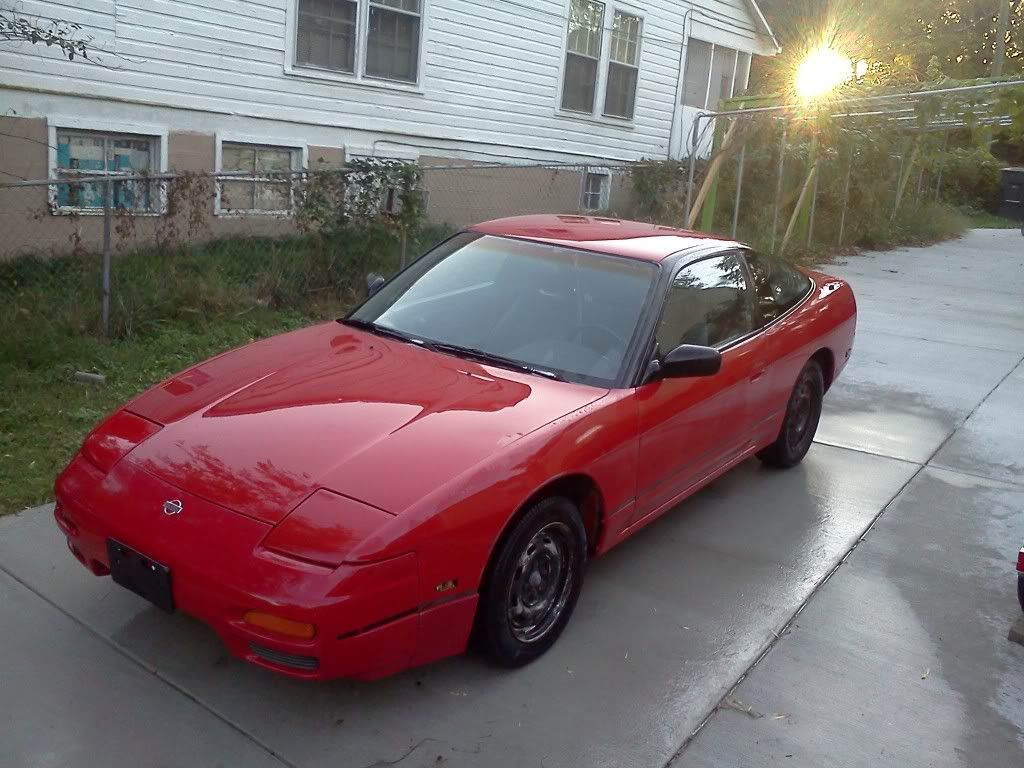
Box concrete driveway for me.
[2,230,1022,768]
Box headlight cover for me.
[80,410,162,474]
[261,489,395,568]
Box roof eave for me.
[745,0,782,55]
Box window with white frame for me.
[219,142,302,214]
[604,11,642,118]
[561,0,643,120]
[682,39,751,110]
[53,129,159,212]
[581,171,610,211]
[562,0,604,113]
[294,0,422,83]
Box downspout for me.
[668,6,696,160]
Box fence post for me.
[101,177,112,337]
[769,122,787,256]
[807,156,820,248]
[934,131,949,201]
[731,139,746,239]
[837,142,854,247]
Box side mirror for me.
[654,344,722,380]
[366,272,386,297]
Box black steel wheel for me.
[757,360,824,469]
[479,496,586,667]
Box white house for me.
[0,0,777,230]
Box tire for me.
[757,360,825,469]
[478,496,587,668]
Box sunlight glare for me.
[795,45,854,100]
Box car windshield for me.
[346,233,658,387]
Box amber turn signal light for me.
[243,610,316,640]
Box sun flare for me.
[794,45,853,100]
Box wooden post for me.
[686,116,741,229]
[780,159,819,255]
[893,138,920,218]
[699,114,728,232]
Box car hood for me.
[126,322,607,524]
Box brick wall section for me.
[0,116,54,260]
[168,131,215,173]
[421,156,594,229]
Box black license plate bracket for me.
[107,539,174,613]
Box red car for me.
[1017,547,1024,612]
[54,215,856,680]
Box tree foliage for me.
[1,5,91,61]
[757,0,1024,85]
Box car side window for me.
[745,251,813,326]
[656,254,754,353]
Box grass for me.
[959,207,1022,229]
[0,308,316,515]
[0,223,455,516]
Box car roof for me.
[468,215,739,263]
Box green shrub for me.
[935,147,1002,212]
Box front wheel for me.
[757,360,824,468]
[478,496,587,667]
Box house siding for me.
[0,0,773,165]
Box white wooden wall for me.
[0,0,775,165]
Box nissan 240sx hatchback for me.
[54,215,857,680]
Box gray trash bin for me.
[999,168,1024,221]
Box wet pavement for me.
[1,230,1022,767]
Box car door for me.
[631,252,759,527]
[743,250,816,446]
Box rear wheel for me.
[757,360,824,469]
[479,496,586,667]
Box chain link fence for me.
[0,163,652,351]
[0,116,999,370]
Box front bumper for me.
[54,455,477,680]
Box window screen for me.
[735,51,751,94]
[710,45,737,106]
[682,39,712,108]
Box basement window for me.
[218,142,303,215]
[53,129,160,213]
[581,171,610,211]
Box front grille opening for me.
[249,643,319,672]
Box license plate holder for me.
[107,539,174,613]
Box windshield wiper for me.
[342,320,561,381]
[424,342,562,381]
[341,318,428,347]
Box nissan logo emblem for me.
[162,499,183,516]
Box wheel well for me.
[811,348,835,392]
[487,475,604,576]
